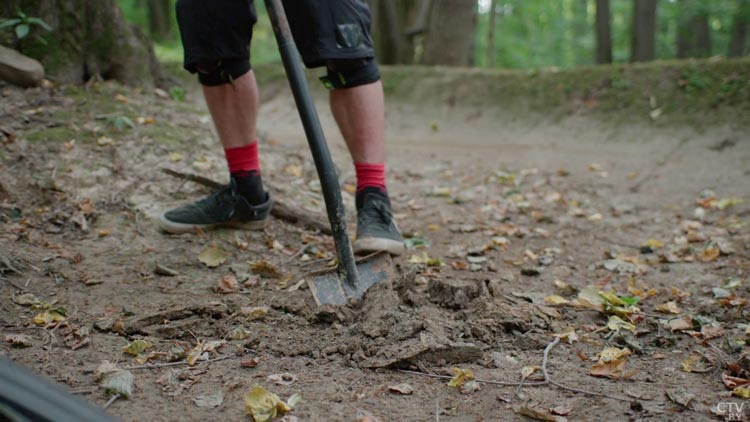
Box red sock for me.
[224,140,260,176]
[354,162,386,192]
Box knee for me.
[196,59,251,86]
[321,58,380,90]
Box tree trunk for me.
[147,0,172,42]
[486,0,498,67]
[676,0,711,58]
[596,0,613,64]
[422,0,477,66]
[0,0,165,86]
[368,0,417,64]
[631,0,658,62]
[573,0,590,65]
[729,0,750,57]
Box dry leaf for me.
[5,334,32,348]
[228,327,252,340]
[33,310,65,326]
[516,403,568,422]
[700,325,724,340]
[699,246,721,262]
[461,380,481,395]
[241,357,261,368]
[644,239,664,249]
[387,383,414,395]
[607,315,636,332]
[733,385,750,398]
[241,306,270,321]
[655,301,681,314]
[251,260,282,278]
[590,347,631,379]
[356,409,383,422]
[215,274,240,293]
[668,316,693,332]
[122,339,153,356]
[521,366,541,379]
[544,295,570,305]
[447,367,474,387]
[571,285,604,312]
[198,243,229,268]
[681,354,711,373]
[550,404,573,416]
[244,385,298,422]
[554,327,578,344]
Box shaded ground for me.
[1,62,750,422]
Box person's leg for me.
[329,80,385,164]
[160,0,271,234]
[327,67,404,256]
[203,71,265,204]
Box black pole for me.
[264,0,360,288]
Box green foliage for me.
[0,9,52,45]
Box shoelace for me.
[358,199,392,229]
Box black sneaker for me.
[159,179,272,234]
[353,189,405,256]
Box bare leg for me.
[202,71,259,148]
[329,80,385,163]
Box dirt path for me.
[1,76,749,422]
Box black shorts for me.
[175,0,376,74]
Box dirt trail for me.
[0,74,749,422]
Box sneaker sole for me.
[353,237,405,256]
[159,213,267,234]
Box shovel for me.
[264,0,395,305]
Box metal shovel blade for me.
[307,252,395,306]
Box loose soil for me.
[1,63,749,422]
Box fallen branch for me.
[397,369,546,387]
[103,394,120,409]
[541,337,631,402]
[400,338,634,403]
[161,167,332,234]
[125,355,234,371]
[0,275,28,291]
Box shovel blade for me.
[308,252,395,306]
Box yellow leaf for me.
[607,315,636,332]
[733,385,750,399]
[544,295,570,305]
[699,246,721,262]
[228,327,252,341]
[554,327,578,344]
[122,339,153,356]
[187,341,207,366]
[644,238,664,249]
[170,152,183,162]
[114,94,130,103]
[599,291,627,307]
[598,347,631,363]
[655,301,681,314]
[447,367,474,388]
[716,197,744,210]
[198,243,229,268]
[32,310,65,326]
[680,354,709,373]
[244,385,295,422]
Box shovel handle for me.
[264,0,360,288]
